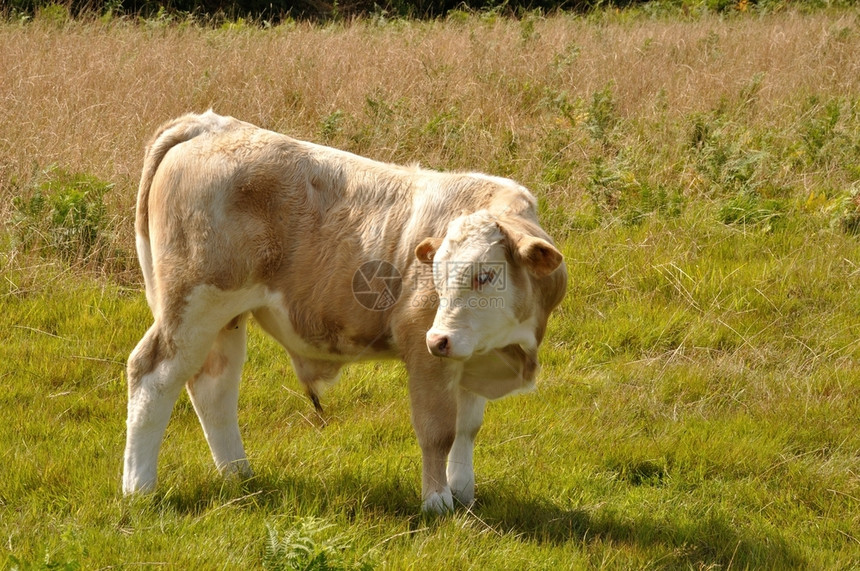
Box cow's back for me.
[144,112,543,360]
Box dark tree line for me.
[7,0,663,21]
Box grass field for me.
[2,5,860,569]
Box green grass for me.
[2,204,859,568]
[2,6,860,570]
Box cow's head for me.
[415,210,564,361]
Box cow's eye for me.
[473,269,495,290]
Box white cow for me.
[123,111,567,512]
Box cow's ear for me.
[415,238,442,264]
[515,236,563,278]
[498,221,563,278]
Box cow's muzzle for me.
[426,330,476,360]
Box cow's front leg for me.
[405,357,462,513]
[447,388,486,506]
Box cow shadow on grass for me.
[468,484,806,569]
[151,471,804,568]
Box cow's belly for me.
[252,291,396,362]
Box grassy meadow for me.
[2,5,860,569]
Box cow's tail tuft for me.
[309,391,324,415]
[135,110,235,310]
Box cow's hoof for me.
[422,488,454,513]
[448,470,475,506]
[218,458,253,480]
[122,475,156,496]
[450,484,475,507]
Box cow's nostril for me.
[427,333,451,357]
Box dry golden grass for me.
[0,9,858,259]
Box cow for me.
[122,111,567,513]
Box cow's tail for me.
[135,110,235,310]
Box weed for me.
[446,9,470,24]
[6,553,82,570]
[622,183,684,225]
[552,42,581,70]
[421,106,468,160]
[99,0,124,23]
[35,3,69,27]
[689,113,714,151]
[220,17,249,31]
[586,84,617,143]
[141,5,190,29]
[422,107,461,138]
[833,185,860,234]
[585,154,682,226]
[364,91,394,119]
[704,28,721,51]
[520,11,541,43]
[717,192,785,229]
[320,110,346,141]
[10,166,111,263]
[588,155,636,213]
[262,518,372,571]
[689,114,771,197]
[738,71,766,107]
[800,97,843,165]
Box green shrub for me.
[11,166,112,263]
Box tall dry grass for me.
[0,10,858,264]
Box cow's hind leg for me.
[186,314,251,479]
[447,388,486,506]
[123,286,263,495]
[123,321,218,495]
